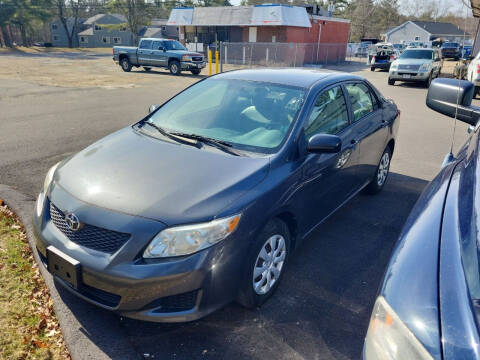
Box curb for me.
[0,185,140,360]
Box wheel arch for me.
[273,211,299,253]
[387,138,395,155]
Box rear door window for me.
[152,41,163,50]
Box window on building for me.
[94,24,102,31]
[53,35,59,41]
[102,36,110,44]
[113,37,121,44]
[80,36,88,43]
[305,85,349,137]
[52,24,58,30]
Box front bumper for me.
[181,61,206,70]
[33,185,249,322]
[389,70,430,82]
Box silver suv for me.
[388,48,442,87]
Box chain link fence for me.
[219,42,348,69]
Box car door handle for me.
[351,139,358,145]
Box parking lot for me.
[0,52,473,359]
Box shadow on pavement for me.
[56,172,428,360]
[129,68,207,79]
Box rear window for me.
[139,40,152,49]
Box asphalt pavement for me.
[0,60,472,359]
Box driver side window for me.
[305,86,349,138]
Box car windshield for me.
[164,40,186,51]
[400,50,434,60]
[146,78,306,153]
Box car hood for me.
[395,58,433,66]
[53,127,270,225]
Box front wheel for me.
[370,66,375,71]
[169,60,181,75]
[120,58,132,72]
[425,72,433,88]
[237,219,290,309]
[388,78,395,86]
[365,147,392,195]
[143,67,151,72]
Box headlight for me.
[43,162,60,194]
[182,55,192,61]
[390,62,398,71]
[143,214,241,258]
[364,296,433,360]
[419,63,431,72]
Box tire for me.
[475,87,480,99]
[237,219,290,309]
[143,67,151,72]
[169,60,181,75]
[425,72,433,88]
[388,78,395,86]
[370,66,375,71]
[365,146,392,195]
[120,57,132,72]
[190,69,201,75]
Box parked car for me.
[363,77,480,360]
[441,42,461,60]
[388,48,442,87]
[393,43,405,53]
[113,38,205,75]
[407,41,424,49]
[461,45,473,59]
[370,48,399,71]
[33,69,399,322]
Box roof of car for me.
[215,68,363,88]
[140,38,175,41]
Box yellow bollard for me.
[215,50,219,74]
[208,50,212,76]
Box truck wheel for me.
[120,58,132,72]
[143,67,151,72]
[388,78,395,86]
[190,69,201,75]
[169,60,181,75]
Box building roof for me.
[141,28,164,38]
[168,5,311,28]
[217,68,362,88]
[151,18,169,26]
[411,21,468,36]
[78,27,94,36]
[84,13,127,25]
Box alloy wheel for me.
[377,152,390,186]
[252,234,287,295]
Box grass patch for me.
[0,202,70,360]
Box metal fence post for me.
[293,43,297,67]
[242,46,245,65]
[249,45,253,67]
[274,43,278,66]
[266,47,269,66]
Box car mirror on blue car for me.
[306,134,342,154]
[426,78,480,126]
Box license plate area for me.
[47,246,81,289]
[402,74,411,79]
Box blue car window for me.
[152,41,163,50]
[346,83,374,122]
[305,86,349,137]
[139,40,152,49]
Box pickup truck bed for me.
[113,38,205,76]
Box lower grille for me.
[79,284,121,308]
[145,290,200,313]
[192,56,203,62]
[49,200,130,254]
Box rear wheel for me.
[370,66,375,71]
[388,78,395,86]
[365,146,392,195]
[120,57,132,72]
[237,219,290,308]
[143,67,151,72]
[190,69,201,75]
[169,60,181,75]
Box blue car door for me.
[344,82,389,184]
[138,39,153,65]
[297,84,363,234]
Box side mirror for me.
[426,78,479,126]
[148,104,159,114]
[307,134,342,153]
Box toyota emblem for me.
[65,213,82,231]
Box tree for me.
[108,0,153,45]
[54,0,84,48]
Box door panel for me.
[138,40,153,65]
[149,41,168,67]
[345,82,388,182]
[296,85,363,233]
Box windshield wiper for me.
[139,121,200,147]
[169,132,241,156]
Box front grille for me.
[144,290,200,313]
[192,56,203,62]
[398,64,420,71]
[49,200,130,254]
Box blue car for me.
[461,45,473,59]
[33,69,399,322]
[364,78,480,359]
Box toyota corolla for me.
[33,69,399,322]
